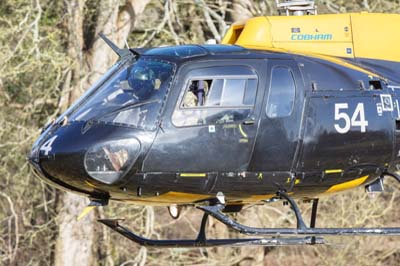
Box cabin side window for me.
[266,66,296,118]
[172,74,258,127]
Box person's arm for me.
[197,80,205,106]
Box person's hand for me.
[154,78,161,90]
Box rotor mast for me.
[276,0,317,16]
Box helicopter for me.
[29,0,400,247]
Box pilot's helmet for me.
[128,66,156,98]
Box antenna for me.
[124,38,130,49]
[276,0,317,16]
[99,33,130,58]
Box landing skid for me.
[98,191,400,248]
[199,192,400,236]
[98,214,324,248]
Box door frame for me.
[249,58,306,173]
[143,59,269,172]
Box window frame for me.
[266,65,297,119]
[171,66,259,128]
[178,74,258,110]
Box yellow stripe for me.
[324,169,343,174]
[77,206,96,221]
[325,175,369,193]
[85,180,97,188]
[238,124,248,139]
[125,191,211,206]
[180,173,206,177]
[123,190,297,206]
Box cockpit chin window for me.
[69,58,175,130]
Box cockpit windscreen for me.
[69,58,175,130]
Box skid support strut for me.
[198,191,400,236]
[383,172,400,183]
[310,199,319,228]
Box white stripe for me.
[388,85,400,90]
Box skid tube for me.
[98,191,400,247]
[98,213,324,248]
[198,191,400,236]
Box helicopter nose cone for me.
[29,121,142,194]
[28,140,40,164]
[28,125,91,193]
[28,125,54,181]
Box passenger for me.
[183,80,210,107]
[174,80,211,126]
[182,81,199,108]
[191,80,207,106]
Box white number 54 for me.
[334,103,368,134]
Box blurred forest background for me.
[1,0,400,265]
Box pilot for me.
[104,66,156,107]
[127,66,157,100]
[109,66,159,127]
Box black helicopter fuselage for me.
[29,45,400,206]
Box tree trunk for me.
[55,1,95,266]
[55,194,96,266]
[231,0,254,22]
[55,1,150,265]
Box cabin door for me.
[249,59,305,172]
[143,61,267,172]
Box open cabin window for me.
[172,71,258,127]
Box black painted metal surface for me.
[27,44,400,247]
[27,44,400,205]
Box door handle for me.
[242,118,255,125]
